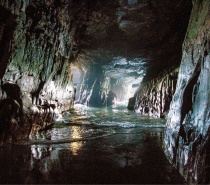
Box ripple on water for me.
[28,104,165,145]
[0,104,186,184]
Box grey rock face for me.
[164,0,210,183]
[0,0,75,144]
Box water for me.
[0,104,185,184]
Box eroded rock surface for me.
[132,68,178,118]
[164,0,210,183]
[0,0,75,144]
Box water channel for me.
[0,104,185,184]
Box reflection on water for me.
[31,145,52,159]
[69,126,83,155]
[69,141,83,155]
[0,104,186,184]
[70,126,82,139]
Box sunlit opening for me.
[127,83,140,99]
[71,67,81,85]
[71,67,81,100]
[104,56,146,105]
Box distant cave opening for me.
[104,57,146,107]
[71,56,146,108]
[109,78,141,107]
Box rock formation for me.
[133,68,179,118]
[164,0,210,183]
[71,0,192,107]
[0,0,75,144]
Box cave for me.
[0,0,209,184]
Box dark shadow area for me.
[0,6,16,79]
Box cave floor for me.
[0,104,186,184]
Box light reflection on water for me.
[29,104,166,154]
[28,104,166,169]
[69,141,83,155]
[29,104,165,167]
[0,104,185,184]
[69,126,83,155]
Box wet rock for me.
[132,69,178,118]
[164,0,210,184]
[0,0,76,144]
[107,90,117,106]
[0,97,30,144]
[77,64,111,107]
[0,82,63,144]
[127,97,136,110]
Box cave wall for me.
[132,68,178,118]
[0,0,76,144]
[164,0,210,183]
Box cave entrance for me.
[71,67,81,101]
[104,57,146,106]
[109,79,140,107]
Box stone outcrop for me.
[0,0,75,144]
[77,64,109,106]
[131,68,179,118]
[164,0,210,184]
